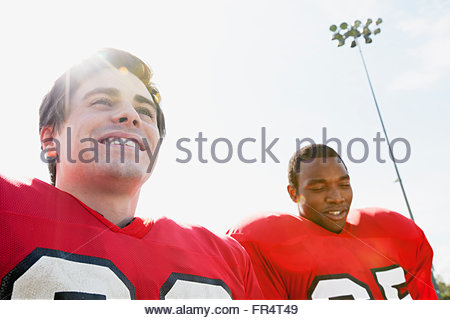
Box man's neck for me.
[56,179,141,228]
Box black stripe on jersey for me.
[159,272,233,300]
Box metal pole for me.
[356,39,415,221]
[356,39,441,299]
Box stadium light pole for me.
[329,18,415,221]
[329,18,441,299]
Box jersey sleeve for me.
[240,245,265,299]
[405,227,438,299]
[228,231,287,299]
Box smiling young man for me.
[0,48,262,300]
[228,144,437,299]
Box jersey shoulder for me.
[228,212,310,248]
[0,174,92,224]
[1,174,54,212]
[151,217,250,263]
[349,207,424,240]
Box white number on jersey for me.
[1,248,233,300]
[1,248,135,299]
[371,265,412,299]
[308,274,373,299]
[308,265,410,300]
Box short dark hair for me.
[288,144,347,193]
[39,48,166,185]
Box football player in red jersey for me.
[0,48,262,300]
[228,144,437,300]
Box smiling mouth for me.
[322,209,348,221]
[99,137,144,151]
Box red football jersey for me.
[0,175,263,300]
[228,208,437,300]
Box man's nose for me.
[112,103,141,127]
[325,188,345,204]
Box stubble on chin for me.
[81,158,149,184]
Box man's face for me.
[288,157,353,233]
[52,67,160,187]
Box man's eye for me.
[91,97,113,106]
[310,187,326,191]
[136,106,155,119]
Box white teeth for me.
[328,211,341,215]
[103,137,139,148]
[124,140,138,148]
[105,137,120,144]
[109,138,121,145]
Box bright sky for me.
[1,0,449,283]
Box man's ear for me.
[287,185,298,203]
[40,126,53,149]
[40,126,59,157]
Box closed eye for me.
[91,97,113,107]
[308,186,326,191]
[135,106,155,119]
[339,180,351,187]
